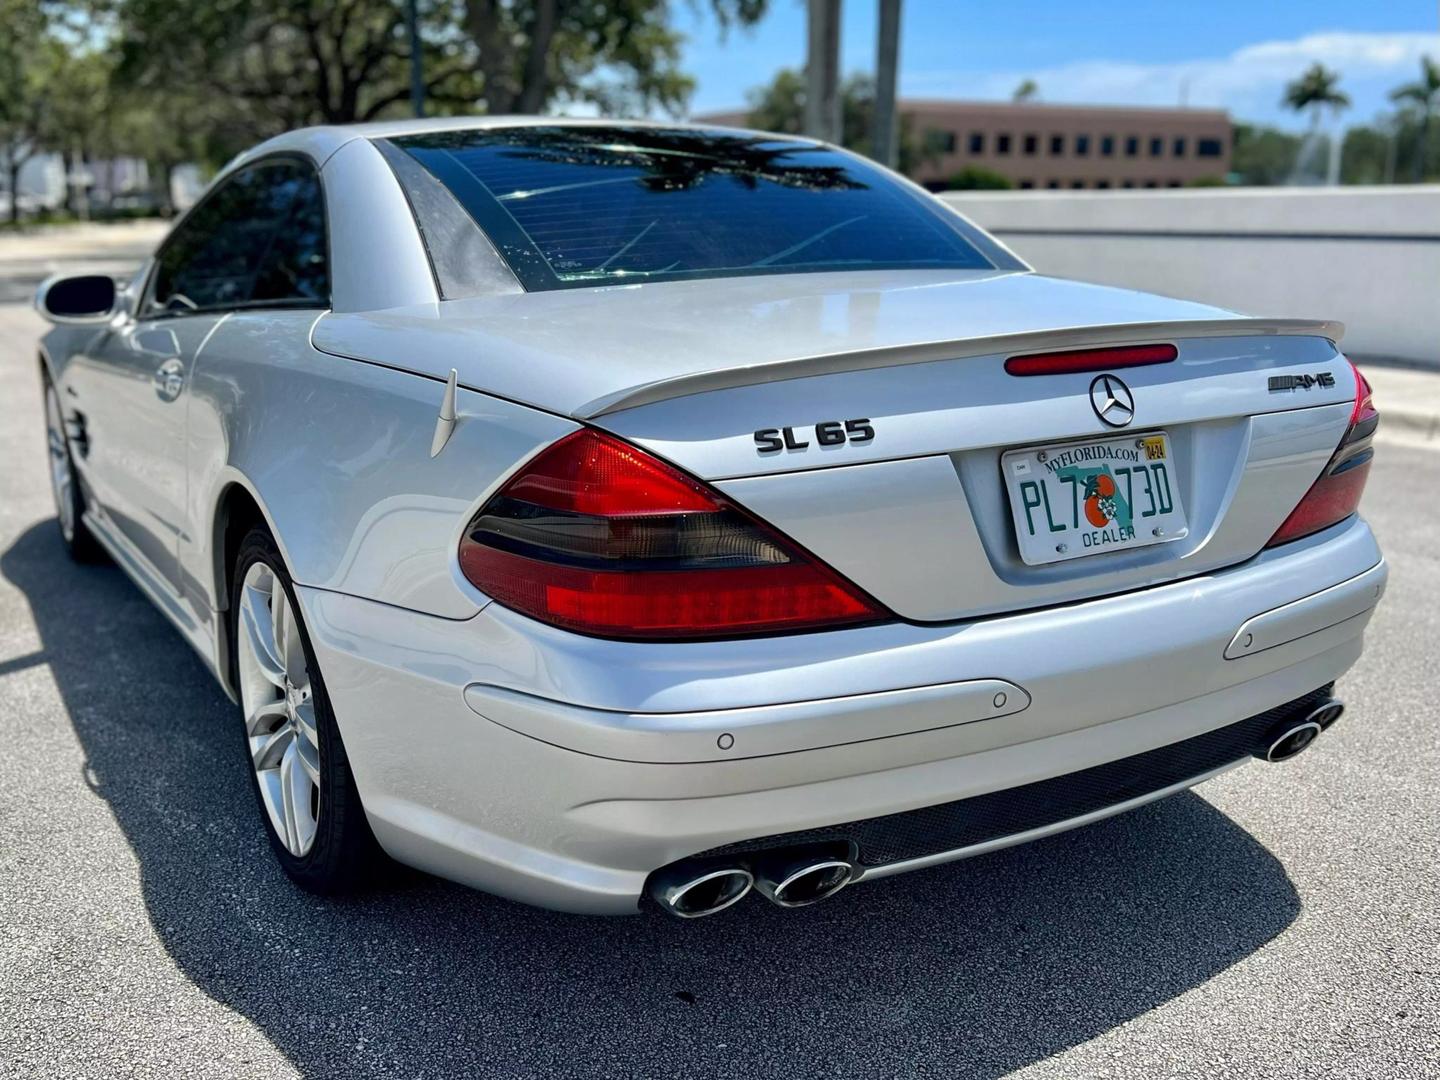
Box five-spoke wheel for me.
[42,373,100,561]
[230,527,383,892]
[237,560,322,857]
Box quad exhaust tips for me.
[649,850,856,917]
[648,866,754,919]
[1259,696,1345,763]
[752,854,854,908]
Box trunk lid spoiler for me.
[577,317,1343,417]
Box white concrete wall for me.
[942,186,1440,364]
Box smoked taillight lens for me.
[458,429,888,639]
[1266,361,1378,547]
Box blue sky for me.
[675,0,1440,129]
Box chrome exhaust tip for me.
[1258,696,1344,763]
[754,857,854,908]
[1305,697,1345,730]
[1262,721,1323,763]
[649,866,754,919]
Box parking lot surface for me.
[1,227,1435,1079]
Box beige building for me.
[698,100,1233,190]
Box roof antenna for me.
[430,369,458,458]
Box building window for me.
[1023,133,1038,155]
[1075,135,1090,156]
[1197,137,1224,157]
[1049,133,1064,155]
[1166,180,1182,188]
[996,133,1012,155]
[1121,180,1135,189]
[1143,180,1158,188]
[1125,136,1139,157]
[1173,136,1187,158]
[1149,136,1163,157]
[927,129,957,154]
[1100,135,1114,157]
[968,132,985,154]
[1096,180,1111,189]
[1046,180,1060,189]
[1070,179,1085,189]
[1019,179,1034,189]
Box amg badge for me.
[754,419,875,453]
[1269,372,1335,392]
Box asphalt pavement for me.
[0,225,1436,1079]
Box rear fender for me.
[184,312,575,631]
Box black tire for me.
[230,527,386,894]
[42,371,104,563]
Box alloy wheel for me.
[44,384,75,543]
[237,561,321,857]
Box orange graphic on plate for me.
[1084,473,1117,527]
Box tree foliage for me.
[107,0,768,159]
[0,0,54,221]
[1283,63,1350,128]
[1390,55,1439,181]
[744,68,940,176]
[945,165,1012,190]
[1231,123,1303,186]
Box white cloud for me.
[904,31,1440,126]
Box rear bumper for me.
[298,516,1384,914]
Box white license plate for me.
[1002,432,1188,566]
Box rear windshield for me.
[385,126,1011,292]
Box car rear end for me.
[300,321,1384,916]
[297,122,1386,915]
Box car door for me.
[72,159,321,595]
[175,160,333,629]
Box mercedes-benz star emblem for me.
[1089,373,1136,428]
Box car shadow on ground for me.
[3,520,1302,1079]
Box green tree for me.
[1283,62,1351,130]
[744,68,940,176]
[1390,55,1440,181]
[0,0,52,223]
[1231,123,1303,186]
[103,90,217,214]
[1012,78,1038,103]
[945,166,1012,190]
[110,0,770,160]
[112,0,477,149]
[1337,124,1393,185]
[463,0,767,116]
[42,46,116,214]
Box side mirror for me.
[36,274,118,325]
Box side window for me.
[253,169,329,304]
[147,160,329,315]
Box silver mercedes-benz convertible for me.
[35,118,1386,917]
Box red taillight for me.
[501,430,716,516]
[459,429,887,639]
[1004,343,1177,377]
[1349,364,1378,428]
[1266,360,1378,547]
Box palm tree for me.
[1012,79,1038,103]
[1283,63,1350,184]
[1390,55,1440,181]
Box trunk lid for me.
[315,270,1355,622]
[602,330,1355,622]
[312,269,1309,418]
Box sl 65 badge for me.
[754,419,875,453]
